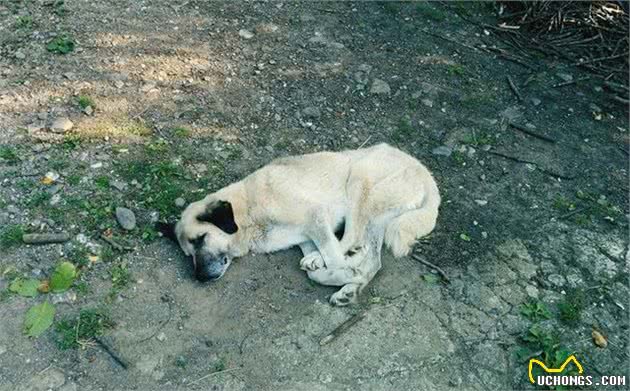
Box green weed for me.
[0,225,24,248]
[46,35,75,54]
[76,95,95,110]
[15,15,33,29]
[520,300,552,322]
[558,289,585,323]
[55,308,113,349]
[0,146,19,164]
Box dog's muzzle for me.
[194,253,230,282]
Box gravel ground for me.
[1,1,628,390]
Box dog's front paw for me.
[330,284,359,306]
[300,252,325,271]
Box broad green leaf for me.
[422,274,440,284]
[24,301,55,337]
[9,278,40,297]
[49,262,77,293]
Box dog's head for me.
[158,197,239,282]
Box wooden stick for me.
[95,337,129,369]
[319,310,367,346]
[100,234,134,251]
[411,253,450,284]
[506,76,523,101]
[22,233,70,244]
[509,122,557,143]
[486,150,575,180]
[551,76,590,88]
[188,368,241,385]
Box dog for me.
[158,143,440,306]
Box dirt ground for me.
[1,1,629,390]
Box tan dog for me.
[159,143,440,306]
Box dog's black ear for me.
[197,200,238,234]
[156,222,178,243]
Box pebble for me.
[140,82,157,93]
[83,106,93,115]
[175,197,186,208]
[530,98,541,106]
[115,207,136,230]
[238,29,255,39]
[525,285,539,298]
[51,291,77,304]
[370,79,391,95]
[149,211,160,223]
[556,72,573,82]
[431,145,452,157]
[302,106,321,118]
[474,199,488,206]
[91,162,103,169]
[50,193,61,206]
[548,274,566,287]
[110,179,127,191]
[50,117,74,133]
[114,80,124,89]
[15,51,26,60]
[421,98,433,108]
[156,332,167,342]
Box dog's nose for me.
[195,268,221,282]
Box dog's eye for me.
[191,234,206,248]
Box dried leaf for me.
[592,329,607,348]
[49,262,77,293]
[24,301,55,337]
[38,279,50,293]
[9,278,40,297]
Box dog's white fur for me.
[175,143,440,305]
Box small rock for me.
[43,171,60,184]
[431,145,452,157]
[140,82,157,93]
[51,291,77,305]
[15,51,26,60]
[149,211,160,223]
[255,23,279,34]
[175,197,186,208]
[49,193,61,206]
[530,98,541,106]
[302,106,321,118]
[110,180,127,191]
[27,122,45,133]
[115,207,136,230]
[474,199,488,206]
[370,78,391,95]
[156,332,167,342]
[238,29,254,39]
[83,106,93,115]
[91,162,103,169]
[114,80,124,89]
[37,112,48,121]
[594,86,603,92]
[548,274,566,287]
[525,285,539,298]
[7,205,19,215]
[192,163,207,174]
[421,98,433,108]
[50,117,73,133]
[556,72,573,82]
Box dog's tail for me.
[384,189,440,258]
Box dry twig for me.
[509,122,557,143]
[319,310,367,346]
[411,253,450,284]
[506,76,523,101]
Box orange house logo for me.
[528,355,584,384]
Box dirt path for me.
[1,1,628,390]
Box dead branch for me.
[509,122,557,143]
[95,337,129,369]
[411,253,450,284]
[506,75,523,101]
[487,150,574,180]
[100,234,134,252]
[22,233,70,244]
[319,310,367,346]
